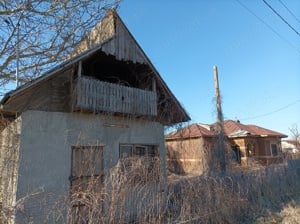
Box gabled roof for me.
[165,120,287,140]
[0,37,114,106]
[0,10,190,125]
[223,120,287,138]
[69,9,148,64]
[165,123,216,140]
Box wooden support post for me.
[152,77,156,92]
[78,61,82,79]
[70,66,75,112]
[213,65,226,174]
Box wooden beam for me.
[152,77,156,92]
[78,61,82,78]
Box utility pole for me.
[213,65,226,174]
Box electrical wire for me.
[278,0,300,25]
[240,99,300,121]
[235,0,300,54]
[262,0,300,37]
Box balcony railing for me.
[75,77,157,116]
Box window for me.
[119,144,158,159]
[70,145,104,223]
[271,144,278,156]
[232,145,241,164]
[119,144,159,182]
[246,144,255,157]
[119,145,133,158]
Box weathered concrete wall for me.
[16,110,165,223]
[0,117,21,224]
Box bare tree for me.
[0,0,121,93]
[289,124,300,150]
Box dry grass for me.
[256,199,300,224]
[166,158,300,224]
[1,157,300,223]
[280,201,300,224]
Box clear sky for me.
[118,0,300,138]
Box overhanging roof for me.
[1,10,190,125]
[224,120,287,138]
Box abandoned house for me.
[0,10,190,223]
[165,123,217,175]
[165,120,287,175]
[223,120,287,166]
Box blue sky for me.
[118,0,300,137]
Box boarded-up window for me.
[71,146,104,189]
[70,145,104,223]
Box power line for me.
[235,0,300,54]
[262,0,300,37]
[240,99,300,121]
[278,0,300,25]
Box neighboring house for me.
[165,124,217,175]
[282,140,299,154]
[165,120,287,175]
[222,120,287,166]
[0,10,189,223]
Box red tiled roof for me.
[223,120,287,138]
[165,120,287,140]
[165,123,215,140]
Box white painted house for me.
[0,10,189,223]
[282,140,299,154]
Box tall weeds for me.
[1,158,300,223]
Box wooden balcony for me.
[75,77,157,116]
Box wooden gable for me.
[0,10,190,125]
[71,10,147,64]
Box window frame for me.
[119,144,160,183]
[246,143,256,157]
[270,143,278,157]
[119,144,159,158]
[70,145,104,186]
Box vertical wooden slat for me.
[84,78,88,108]
[85,78,88,108]
[95,80,98,112]
[77,61,82,79]
[76,77,157,116]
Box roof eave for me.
[0,37,115,106]
[114,12,190,123]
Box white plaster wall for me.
[16,110,165,223]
